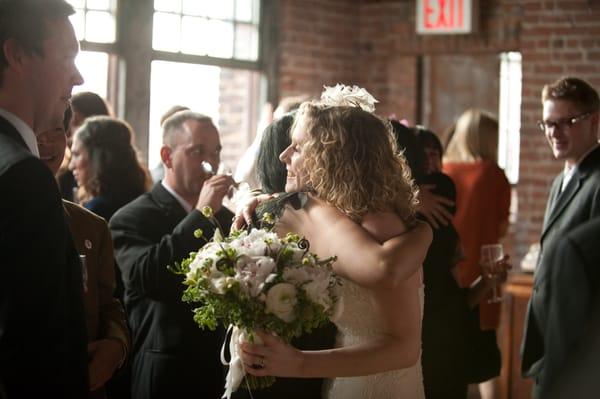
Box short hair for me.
[256,112,295,194]
[74,116,150,201]
[0,0,75,85]
[162,110,214,147]
[541,76,600,113]
[295,102,418,224]
[160,105,190,127]
[70,91,111,118]
[444,108,499,163]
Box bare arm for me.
[240,208,423,377]
[277,196,432,289]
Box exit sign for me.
[416,0,478,34]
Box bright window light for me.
[73,50,109,99]
[498,51,522,184]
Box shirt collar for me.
[161,180,193,213]
[0,108,39,157]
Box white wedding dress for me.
[323,277,425,399]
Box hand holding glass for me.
[480,244,504,303]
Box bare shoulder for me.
[361,211,407,243]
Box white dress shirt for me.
[0,107,39,157]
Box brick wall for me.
[277,0,600,261]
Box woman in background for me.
[58,91,111,201]
[69,116,151,222]
[443,109,511,399]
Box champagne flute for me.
[480,244,504,303]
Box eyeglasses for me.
[537,112,593,132]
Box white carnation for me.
[265,283,297,322]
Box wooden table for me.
[498,272,534,399]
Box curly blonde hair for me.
[294,102,418,224]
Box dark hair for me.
[70,91,111,118]
[415,126,443,157]
[542,76,600,113]
[76,116,151,202]
[390,120,427,182]
[0,0,74,85]
[63,105,72,132]
[256,112,295,194]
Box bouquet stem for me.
[244,375,276,391]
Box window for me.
[69,0,117,43]
[152,0,260,61]
[148,61,262,170]
[498,52,522,184]
[73,51,110,98]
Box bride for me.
[239,87,431,398]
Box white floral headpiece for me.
[319,84,378,113]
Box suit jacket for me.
[521,145,600,397]
[541,217,600,397]
[63,201,130,357]
[0,116,89,397]
[109,183,233,399]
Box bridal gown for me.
[323,278,425,399]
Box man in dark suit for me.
[0,0,89,397]
[110,111,236,399]
[521,76,600,398]
[541,217,600,397]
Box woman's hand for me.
[239,331,304,378]
[232,193,276,230]
[417,184,454,229]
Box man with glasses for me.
[522,76,600,398]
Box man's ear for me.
[3,38,28,73]
[160,145,173,168]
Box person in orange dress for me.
[443,109,511,399]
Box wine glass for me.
[201,161,249,207]
[480,244,504,303]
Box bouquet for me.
[171,208,341,398]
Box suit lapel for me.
[0,115,28,150]
[151,183,188,221]
[541,146,600,241]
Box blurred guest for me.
[393,122,509,399]
[37,117,130,399]
[109,111,236,399]
[58,91,111,201]
[521,76,600,398]
[69,116,151,221]
[443,109,511,398]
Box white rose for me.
[211,276,236,294]
[282,267,311,284]
[265,283,297,322]
[303,279,331,310]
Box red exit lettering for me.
[423,0,464,29]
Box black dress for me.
[231,192,337,399]
[420,173,471,399]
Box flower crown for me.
[319,84,378,113]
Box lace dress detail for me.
[323,279,425,399]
